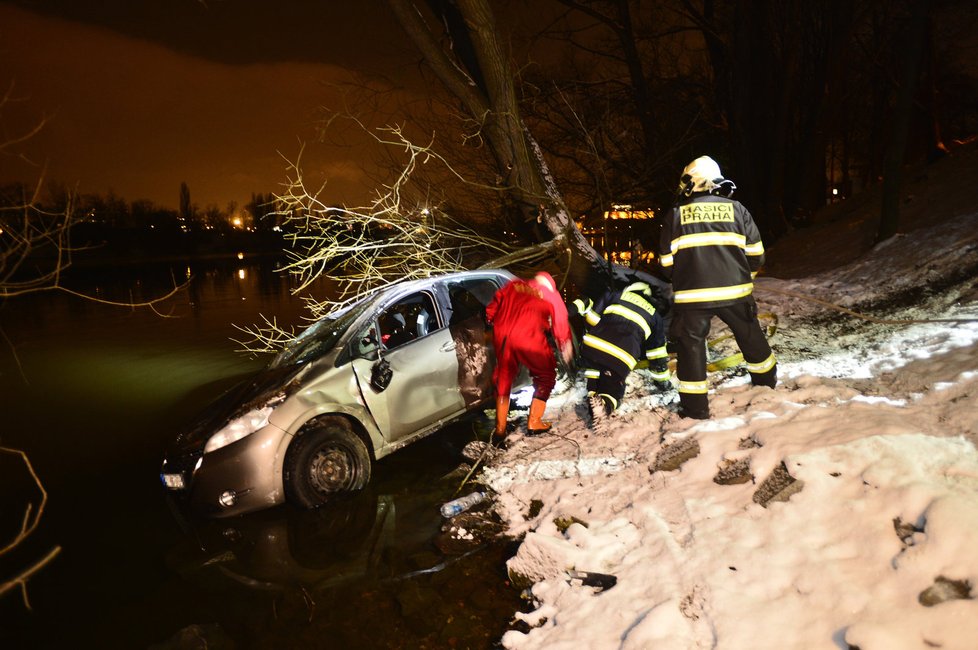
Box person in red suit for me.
[485,272,572,438]
[529,271,573,365]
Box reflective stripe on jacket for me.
[580,288,665,375]
[658,195,765,309]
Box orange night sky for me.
[0,1,423,212]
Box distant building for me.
[577,204,659,269]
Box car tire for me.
[284,418,372,509]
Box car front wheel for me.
[283,418,372,508]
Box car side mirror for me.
[370,358,392,392]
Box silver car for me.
[161,269,516,517]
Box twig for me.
[0,547,62,610]
[0,446,61,610]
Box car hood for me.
[170,362,313,453]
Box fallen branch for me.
[0,546,61,610]
[477,237,568,271]
[0,446,62,610]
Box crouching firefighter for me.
[485,275,572,438]
[574,281,670,425]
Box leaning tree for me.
[387,0,609,288]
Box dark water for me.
[0,258,521,649]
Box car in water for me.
[161,269,516,517]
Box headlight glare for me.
[204,406,273,454]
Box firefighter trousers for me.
[669,300,777,417]
[584,362,628,412]
[493,333,557,401]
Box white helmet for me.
[678,155,732,196]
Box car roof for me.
[375,269,513,299]
[331,269,514,317]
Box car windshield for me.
[268,300,372,369]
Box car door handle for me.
[440,341,457,352]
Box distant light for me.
[232,216,243,228]
[237,252,244,260]
[602,204,654,220]
[238,269,246,280]
[832,188,839,196]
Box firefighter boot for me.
[527,398,552,435]
[494,395,511,439]
[588,394,612,434]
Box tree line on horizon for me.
[0,181,289,264]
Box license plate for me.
[161,473,185,489]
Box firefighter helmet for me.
[678,155,735,197]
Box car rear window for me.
[447,277,501,324]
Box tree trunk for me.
[389,0,607,289]
[696,0,790,241]
[801,2,854,216]
[879,0,929,243]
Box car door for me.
[350,289,466,442]
[445,276,504,407]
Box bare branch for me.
[1,85,189,306]
[0,81,50,167]
[0,190,188,305]
[0,446,62,611]
[233,123,518,354]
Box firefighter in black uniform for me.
[658,156,777,419]
[574,281,670,425]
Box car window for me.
[352,321,381,360]
[378,292,439,350]
[447,278,500,325]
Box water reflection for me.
[0,258,521,649]
[167,492,396,595]
[159,427,522,648]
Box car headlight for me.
[204,406,274,454]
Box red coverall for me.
[485,279,557,400]
[529,271,573,365]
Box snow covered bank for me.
[483,212,978,649]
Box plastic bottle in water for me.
[440,491,487,518]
